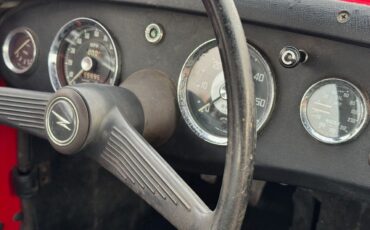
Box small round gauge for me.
[49,18,120,90]
[300,78,368,144]
[178,39,275,145]
[2,28,37,74]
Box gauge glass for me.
[2,28,37,74]
[48,18,120,90]
[300,78,368,144]
[178,39,275,145]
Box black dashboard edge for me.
[105,0,370,47]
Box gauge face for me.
[178,39,275,145]
[48,18,120,90]
[300,78,368,144]
[2,28,37,74]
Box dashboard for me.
[1,0,370,199]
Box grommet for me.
[145,23,164,44]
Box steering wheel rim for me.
[0,0,255,229]
[203,0,255,229]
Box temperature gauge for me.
[300,78,368,144]
[2,28,37,74]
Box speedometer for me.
[178,39,275,145]
[300,78,368,144]
[48,18,120,90]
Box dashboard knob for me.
[279,46,308,68]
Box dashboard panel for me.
[1,0,370,199]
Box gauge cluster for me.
[1,14,369,146]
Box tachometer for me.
[300,78,368,144]
[48,18,120,90]
[178,39,275,145]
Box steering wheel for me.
[0,0,255,229]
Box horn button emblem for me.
[46,97,79,146]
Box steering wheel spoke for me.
[0,87,51,138]
[88,111,213,229]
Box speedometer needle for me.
[93,55,115,72]
[70,69,84,83]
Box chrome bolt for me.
[219,84,227,100]
[145,23,164,44]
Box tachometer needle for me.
[70,69,84,83]
[14,39,31,55]
[198,96,222,113]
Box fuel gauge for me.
[2,28,37,74]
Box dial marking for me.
[84,31,90,40]
[198,103,211,113]
[66,59,73,66]
[69,47,76,54]
[94,30,99,37]
[65,37,76,46]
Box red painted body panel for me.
[0,80,20,230]
[342,0,370,5]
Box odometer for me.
[300,78,368,144]
[178,39,275,145]
[48,18,120,90]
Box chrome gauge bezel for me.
[2,27,37,74]
[48,17,120,91]
[178,39,275,146]
[300,78,368,144]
